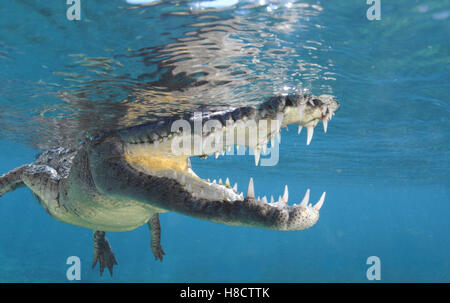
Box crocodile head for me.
[89,94,339,231]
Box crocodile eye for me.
[312,99,322,106]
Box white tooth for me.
[308,99,314,106]
[277,131,281,143]
[233,183,238,192]
[153,141,159,148]
[262,143,267,154]
[322,105,328,116]
[215,152,219,159]
[262,196,268,203]
[213,179,216,184]
[225,178,230,186]
[298,125,303,134]
[306,126,314,145]
[257,196,260,201]
[270,195,274,203]
[300,189,310,207]
[278,195,282,203]
[207,178,211,183]
[181,175,186,185]
[254,149,260,166]
[282,185,289,203]
[247,177,255,198]
[313,192,326,211]
[221,151,225,156]
[219,178,223,185]
[308,203,312,207]
[298,103,304,121]
[322,119,328,133]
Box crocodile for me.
[0,93,339,276]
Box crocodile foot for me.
[152,243,165,261]
[92,231,118,276]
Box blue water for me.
[0,0,449,282]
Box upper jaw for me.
[282,94,339,144]
[119,93,340,159]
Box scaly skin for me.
[0,94,339,276]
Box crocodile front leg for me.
[148,213,165,261]
[92,230,118,276]
[0,165,27,197]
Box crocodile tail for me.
[0,165,28,197]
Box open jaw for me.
[94,94,339,231]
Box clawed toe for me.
[152,245,165,261]
[92,231,118,276]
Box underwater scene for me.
[0,0,449,282]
